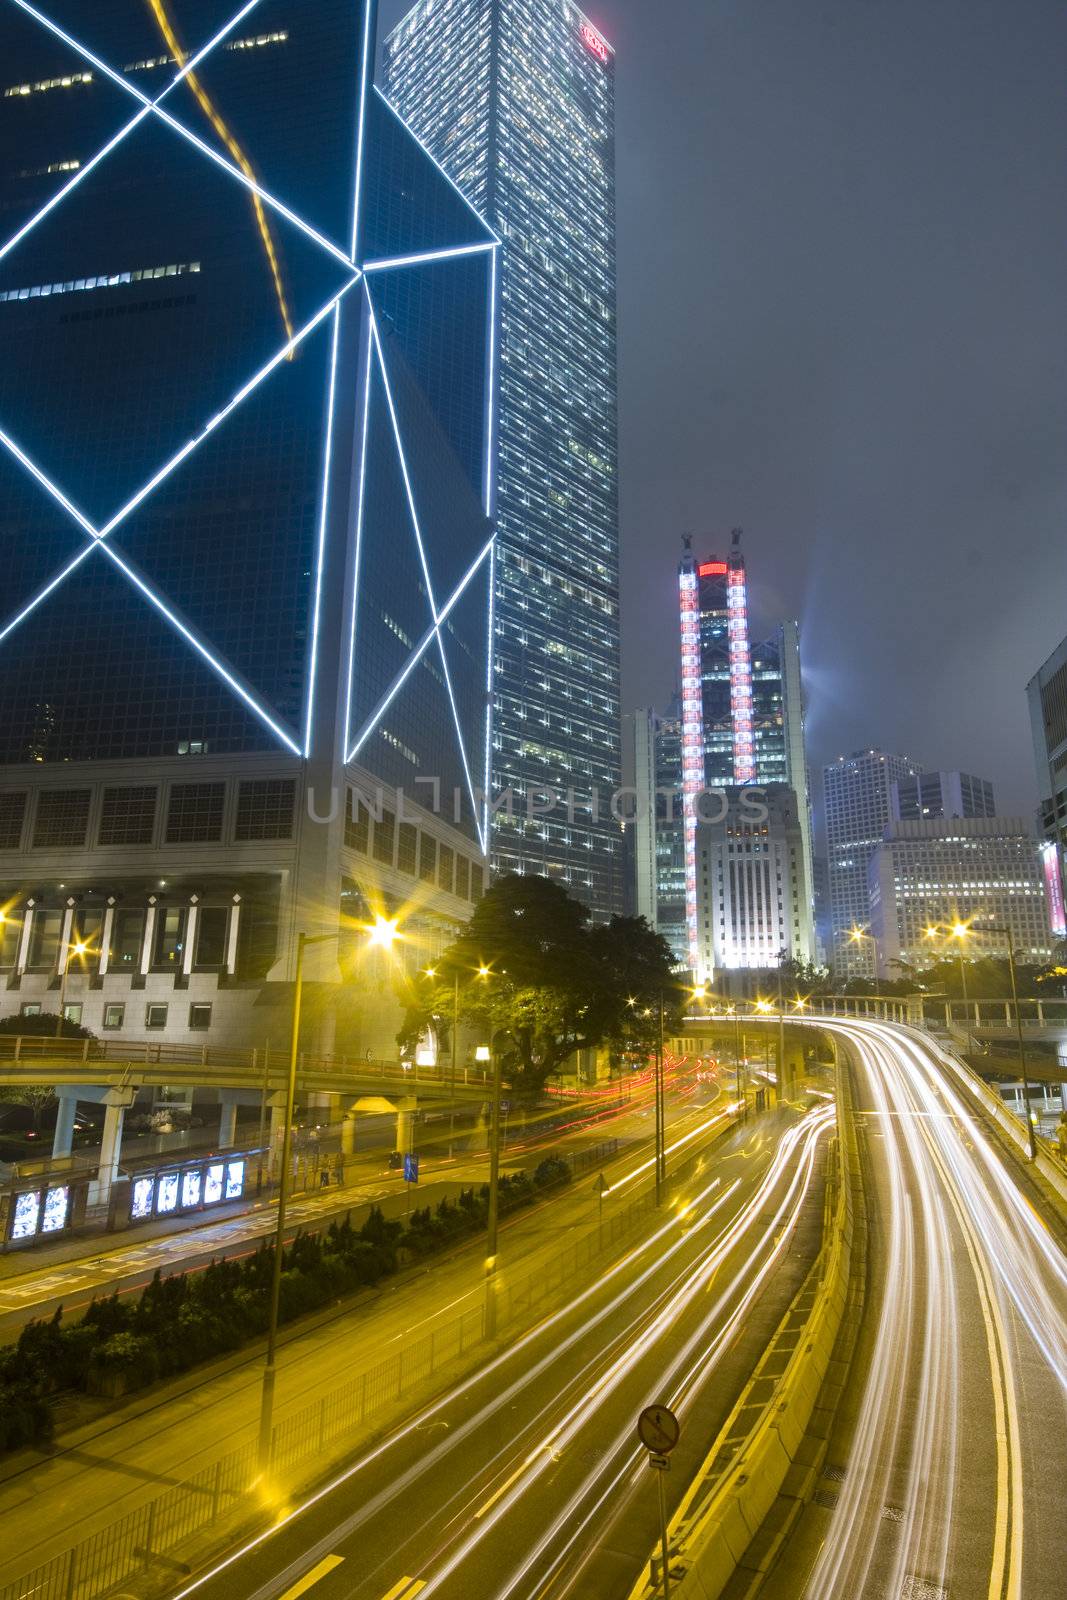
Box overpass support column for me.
[341,1113,358,1157]
[52,1089,79,1160]
[218,1099,238,1149]
[88,1088,136,1208]
[395,1099,416,1157]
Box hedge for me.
[0,1163,570,1449]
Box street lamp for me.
[57,937,90,1037]
[258,912,401,1471]
[473,1040,502,1336]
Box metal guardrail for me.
[0,1132,666,1600]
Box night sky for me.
[380,0,1067,818]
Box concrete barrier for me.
[627,1063,861,1600]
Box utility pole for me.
[449,969,459,1159]
[485,1042,502,1336]
[655,989,666,1202]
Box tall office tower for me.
[678,533,814,975]
[0,0,497,1056]
[1027,636,1067,942]
[383,0,622,915]
[868,817,1052,977]
[694,787,810,975]
[824,749,920,979]
[627,697,686,967]
[891,770,996,822]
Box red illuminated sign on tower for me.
[580,22,610,62]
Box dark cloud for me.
[381,0,1067,814]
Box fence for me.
[0,1126,718,1600]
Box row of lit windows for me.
[123,32,288,73]
[0,779,296,851]
[0,262,200,305]
[16,159,80,178]
[4,72,92,98]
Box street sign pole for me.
[637,1403,680,1599]
[657,1465,672,1599]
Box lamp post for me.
[950,921,971,1018]
[475,1041,501,1336]
[56,936,88,1037]
[258,914,399,1472]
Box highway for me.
[169,1100,832,1600]
[763,1016,1067,1600]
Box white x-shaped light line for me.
[0,1,499,839]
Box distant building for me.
[384,0,622,915]
[891,770,995,822]
[678,532,814,975]
[1027,637,1067,942]
[627,698,686,967]
[694,786,810,974]
[868,817,1053,977]
[825,750,920,979]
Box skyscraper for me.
[824,749,919,979]
[891,770,996,822]
[0,0,497,1054]
[1027,635,1067,943]
[627,697,686,968]
[383,0,621,915]
[678,534,814,975]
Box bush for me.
[87,1333,160,1397]
[0,1381,53,1451]
[533,1156,571,1191]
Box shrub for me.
[533,1156,571,1191]
[0,1381,53,1451]
[87,1333,160,1398]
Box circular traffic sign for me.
[637,1402,680,1455]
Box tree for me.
[4,1084,56,1134]
[0,1014,91,1039]
[397,875,677,1095]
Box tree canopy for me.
[397,874,678,1095]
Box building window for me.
[152,908,186,968]
[234,779,295,841]
[419,832,437,883]
[103,1003,125,1030]
[62,1003,83,1027]
[27,910,63,970]
[98,785,157,845]
[0,917,20,968]
[33,789,91,848]
[20,1002,42,1018]
[397,822,418,876]
[455,855,470,900]
[195,907,228,967]
[345,792,369,853]
[0,792,27,850]
[188,1003,212,1031]
[373,809,396,866]
[471,863,484,902]
[438,844,455,894]
[166,783,225,843]
[145,1003,168,1030]
[112,909,145,968]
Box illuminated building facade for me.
[1028,635,1067,941]
[868,817,1053,977]
[627,697,686,968]
[891,770,996,823]
[0,0,497,1055]
[383,0,621,915]
[825,749,919,979]
[678,535,814,975]
[695,787,810,974]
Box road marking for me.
[380,1580,426,1600]
[278,1554,344,1600]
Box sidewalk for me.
[0,1092,696,1333]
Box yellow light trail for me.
[146,0,294,346]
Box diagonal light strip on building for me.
[302,303,342,755]
[365,295,484,837]
[362,242,497,275]
[8,0,354,271]
[343,290,377,762]
[373,87,500,246]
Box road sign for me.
[593,1172,609,1196]
[403,1153,419,1184]
[637,1403,681,1455]
[648,1453,671,1472]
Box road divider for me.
[628,1063,864,1600]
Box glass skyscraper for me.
[678,534,814,974]
[824,749,919,980]
[383,0,622,915]
[0,0,497,1055]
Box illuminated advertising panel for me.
[204,1164,225,1205]
[131,1177,154,1220]
[11,1191,40,1239]
[225,1160,245,1201]
[156,1172,180,1215]
[181,1169,202,1209]
[1041,841,1067,938]
[41,1186,69,1234]
[579,21,610,62]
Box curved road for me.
[770,1017,1067,1600]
